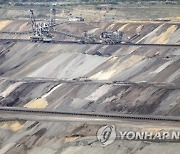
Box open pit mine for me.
[0,2,180,154]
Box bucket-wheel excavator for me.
[0,7,138,44]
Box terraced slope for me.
[0,120,180,154]
[0,20,180,44]
[0,21,179,116]
[0,43,179,83]
[0,79,180,115]
[0,19,180,154]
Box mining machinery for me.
[77,30,132,45]
[100,31,124,45]
[29,8,132,44]
[0,6,136,44]
[49,7,56,28]
[99,30,134,45]
[29,8,56,42]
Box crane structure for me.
[49,8,56,28]
[29,8,132,44]
[100,31,124,45]
[79,31,132,45]
[0,7,136,44]
[29,7,57,42]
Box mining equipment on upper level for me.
[29,6,57,42]
[100,31,124,45]
[0,6,136,45]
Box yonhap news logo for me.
[97,125,116,146]
[97,125,180,146]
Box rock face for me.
[0,20,180,154]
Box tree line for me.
[0,0,179,4]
